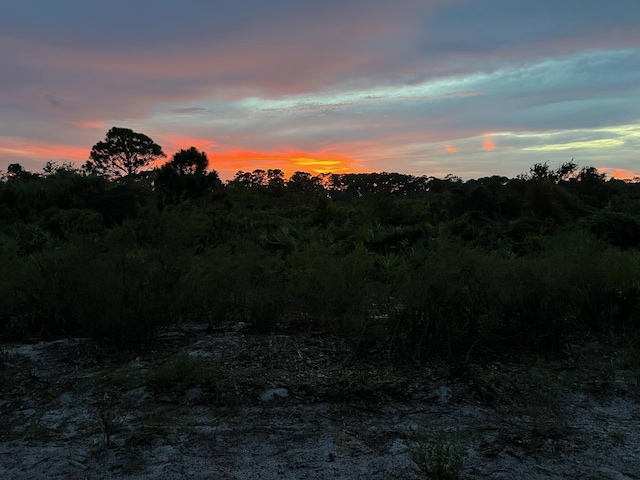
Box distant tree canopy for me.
[86,127,165,178]
[231,169,286,190]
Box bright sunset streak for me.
[446,146,457,153]
[291,153,358,174]
[202,149,360,180]
[293,158,342,166]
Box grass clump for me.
[150,352,236,406]
[407,426,468,480]
[152,352,204,388]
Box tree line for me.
[1,126,639,360]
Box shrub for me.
[43,208,105,240]
[364,228,636,360]
[407,426,467,480]
[17,241,178,347]
[587,210,640,249]
[152,352,203,387]
[287,243,374,330]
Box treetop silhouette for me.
[86,127,165,178]
[169,147,209,175]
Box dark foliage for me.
[1,159,639,359]
[154,147,222,206]
[86,127,166,178]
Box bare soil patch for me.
[1,323,639,479]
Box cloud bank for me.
[1,0,639,179]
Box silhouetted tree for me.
[287,171,323,195]
[526,160,578,183]
[170,146,208,175]
[6,163,36,180]
[42,161,76,176]
[86,127,165,178]
[556,160,578,182]
[231,169,268,188]
[528,162,553,181]
[155,147,222,205]
[266,169,285,189]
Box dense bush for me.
[1,162,639,358]
[9,241,178,346]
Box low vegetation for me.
[1,141,639,363]
[407,426,468,480]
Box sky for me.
[1,0,640,181]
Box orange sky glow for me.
[483,137,496,151]
[601,167,640,180]
[203,148,361,180]
[0,140,89,162]
[3,133,638,182]
[149,134,363,179]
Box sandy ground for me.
[1,322,639,479]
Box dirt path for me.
[1,323,639,479]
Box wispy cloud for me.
[170,107,209,115]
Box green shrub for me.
[287,243,374,330]
[150,352,235,405]
[408,426,467,480]
[43,208,105,240]
[17,241,178,347]
[152,352,203,387]
[366,228,637,360]
[587,210,640,249]
[0,235,25,336]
